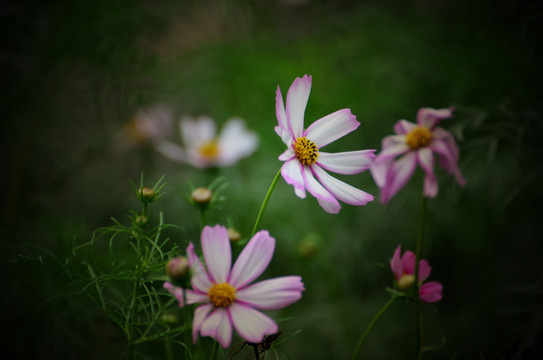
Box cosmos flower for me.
[164,225,304,348]
[370,107,466,204]
[275,74,375,214]
[155,115,258,168]
[390,245,443,303]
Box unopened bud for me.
[139,187,156,202]
[397,274,415,290]
[160,313,178,325]
[135,215,148,225]
[191,187,213,205]
[166,256,189,282]
[227,228,241,242]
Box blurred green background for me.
[2,0,542,359]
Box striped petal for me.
[417,147,438,198]
[304,109,359,148]
[192,303,214,344]
[200,307,233,348]
[281,158,306,198]
[301,165,340,212]
[229,231,275,289]
[417,107,453,129]
[187,242,212,294]
[228,303,278,344]
[381,151,417,204]
[312,165,374,206]
[286,75,312,139]
[236,276,304,310]
[201,225,231,284]
[317,150,376,175]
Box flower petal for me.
[312,165,374,206]
[163,282,185,307]
[286,75,312,139]
[417,147,438,198]
[281,158,306,198]
[401,250,416,275]
[431,137,467,187]
[301,165,340,213]
[236,276,304,310]
[229,302,278,344]
[417,107,453,129]
[200,307,233,348]
[192,303,214,344]
[390,245,403,281]
[275,86,293,145]
[217,118,259,166]
[393,120,417,135]
[201,225,231,284]
[419,281,443,303]
[304,109,359,148]
[381,151,417,204]
[278,147,295,162]
[317,150,376,175]
[187,242,212,294]
[418,259,432,283]
[229,230,275,289]
[181,116,216,149]
[371,143,410,188]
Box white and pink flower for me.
[371,107,466,204]
[164,225,304,348]
[390,245,443,303]
[275,74,376,214]
[155,115,258,168]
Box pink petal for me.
[430,138,467,187]
[163,282,185,307]
[417,148,438,198]
[236,276,305,310]
[381,151,417,204]
[275,86,292,145]
[304,108,360,149]
[228,302,279,344]
[312,165,374,206]
[301,165,340,212]
[217,118,258,166]
[317,198,342,214]
[317,150,376,175]
[401,250,416,275]
[187,242,212,294]
[286,75,312,139]
[154,140,186,163]
[418,259,432,283]
[393,119,417,135]
[390,245,403,281]
[229,231,275,289]
[200,307,233,348]
[281,158,306,199]
[278,147,295,162]
[417,107,453,129]
[192,303,214,344]
[201,225,231,284]
[419,281,443,303]
[370,142,410,188]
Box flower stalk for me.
[414,196,428,359]
[251,168,282,237]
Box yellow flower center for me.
[199,140,219,159]
[208,282,236,307]
[397,274,415,290]
[294,137,319,166]
[406,126,432,149]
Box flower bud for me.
[227,228,241,242]
[191,187,213,205]
[160,313,178,325]
[139,187,156,202]
[397,274,415,290]
[135,215,148,225]
[166,256,189,283]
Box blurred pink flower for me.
[390,245,443,303]
[370,107,466,204]
[164,225,304,348]
[275,74,376,213]
[155,115,258,168]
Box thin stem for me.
[251,169,282,237]
[210,340,219,360]
[351,295,398,360]
[165,339,173,360]
[414,196,427,359]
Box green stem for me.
[351,295,398,360]
[414,197,427,359]
[165,339,173,360]
[210,340,219,360]
[251,169,282,237]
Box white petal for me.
[275,86,292,144]
[304,109,359,148]
[228,303,278,344]
[312,165,374,206]
[187,242,212,294]
[217,118,258,166]
[192,303,213,344]
[317,150,376,175]
[236,276,304,310]
[229,231,275,289]
[278,147,295,162]
[154,140,186,163]
[286,75,312,138]
[281,159,306,198]
[201,225,231,284]
[180,116,216,149]
[200,307,233,348]
[302,165,340,213]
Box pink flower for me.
[164,225,304,348]
[390,245,443,303]
[275,74,376,214]
[370,107,466,204]
[155,115,258,168]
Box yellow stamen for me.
[199,140,219,159]
[397,274,415,290]
[406,126,432,149]
[208,282,236,307]
[294,137,319,166]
